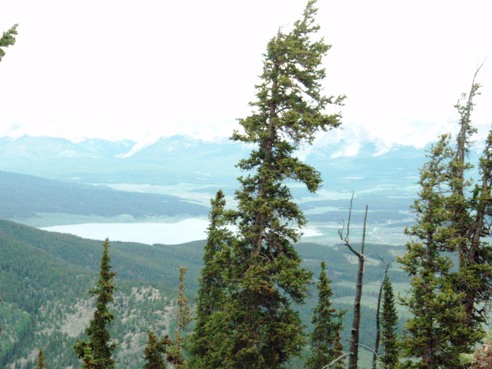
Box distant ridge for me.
[0,170,208,222]
[0,135,244,184]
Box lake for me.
[42,218,210,245]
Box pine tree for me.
[0,24,18,62]
[373,263,388,369]
[74,238,116,369]
[228,1,342,367]
[398,136,481,369]
[380,276,398,369]
[447,75,492,341]
[36,348,46,369]
[190,1,343,368]
[167,266,191,369]
[306,261,344,369]
[143,331,168,369]
[188,190,234,369]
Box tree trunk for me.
[340,203,368,369]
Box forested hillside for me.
[0,219,406,368]
[0,219,204,368]
[0,171,208,222]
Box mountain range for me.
[0,134,435,244]
[0,134,428,186]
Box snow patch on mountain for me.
[118,136,159,159]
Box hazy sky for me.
[1,0,491,153]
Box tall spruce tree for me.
[0,24,18,62]
[74,238,116,369]
[306,261,344,369]
[398,136,481,369]
[447,76,492,340]
[167,266,191,369]
[227,0,342,366]
[373,263,389,369]
[189,1,343,368]
[380,275,398,369]
[188,190,234,369]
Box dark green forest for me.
[0,219,407,368]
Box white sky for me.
[1,0,491,152]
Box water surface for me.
[42,218,210,245]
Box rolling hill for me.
[0,170,208,225]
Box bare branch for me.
[339,193,363,257]
[347,192,354,240]
[361,204,368,255]
[358,343,379,356]
[322,353,353,369]
[472,58,486,85]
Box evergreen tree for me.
[373,263,389,369]
[380,276,398,369]
[74,238,116,369]
[306,261,344,369]
[398,136,481,369]
[0,24,18,62]
[227,0,342,367]
[35,348,46,369]
[188,190,234,369]
[190,1,343,368]
[447,77,492,340]
[167,266,191,369]
[143,331,168,369]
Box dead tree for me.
[338,195,368,369]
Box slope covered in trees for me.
[0,171,208,222]
[0,219,202,368]
[0,218,404,368]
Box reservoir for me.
[41,218,210,245]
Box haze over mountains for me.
[0,134,429,191]
[0,136,434,243]
[0,134,433,244]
